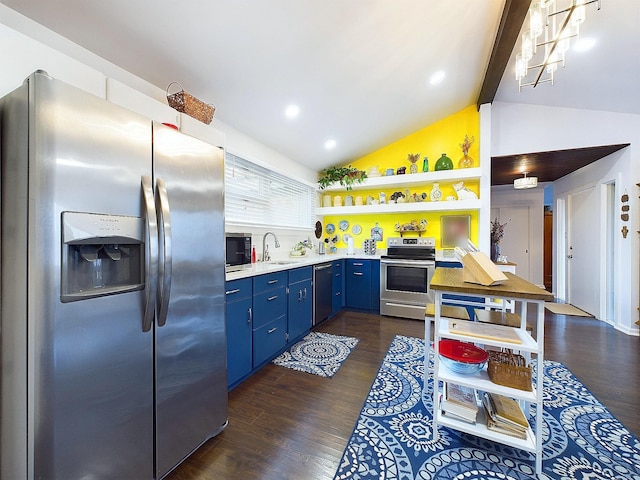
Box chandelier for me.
[515,0,601,90]
[514,172,538,189]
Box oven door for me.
[380,258,434,319]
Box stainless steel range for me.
[380,236,436,320]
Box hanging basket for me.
[166,82,215,125]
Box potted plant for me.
[318,165,367,190]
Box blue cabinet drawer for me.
[253,271,288,294]
[253,287,287,329]
[225,277,252,301]
[346,259,371,274]
[288,266,312,284]
[253,315,287,367]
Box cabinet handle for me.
[335,292,341,297]
[303,287,307,299]
[298,289,303,302]
[247,307,252,324]
[353,272,364,276]
[267,326,278,334]
[353,262,363,266]
[336,273,341,277]
[268,279,278,284]
[267,295,278,301]
[225,288,240,295]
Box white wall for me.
[0,4,317,186]
[492,101,640,336]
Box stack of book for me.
[482,392,530,439]
[440,383,479,424]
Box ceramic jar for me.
[434,153,453,171]
[430,183,442,202]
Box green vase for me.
[434,153,453,171]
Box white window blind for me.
[225,152,316,229]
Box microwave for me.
[225,233,252,270]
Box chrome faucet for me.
[262,232,280,262]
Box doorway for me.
[490,205,531,282]
[543,207,553,291]
[565,185,600,317]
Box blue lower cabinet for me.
[225,278,253,388]
[252,315,287,367]
[345,259,380,312]
[332,260,345,314]
[288,274,312,343]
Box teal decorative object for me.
[434,153,453,171]
[422,157,429,172]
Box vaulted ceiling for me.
[1,0,637,185]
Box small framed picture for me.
[441,215,471,248]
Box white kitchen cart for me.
[427,267,553,475]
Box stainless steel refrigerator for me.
[0,71,227,479]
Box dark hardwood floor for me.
[166,310,640,480]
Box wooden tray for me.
[448,319,522,344]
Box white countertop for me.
[225,252,382,281]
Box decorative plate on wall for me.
[339,220,349,231]
[352,224,362,235]
[326,223,335,234]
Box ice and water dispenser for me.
[61,211,145,302]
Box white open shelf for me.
[436,406,537,453]
[317,199,481,216]
[438,318,539,353]
[320,167,482,192]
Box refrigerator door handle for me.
[156,177,173,327]
[141,176,159,332]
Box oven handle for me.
[380,258,435,268]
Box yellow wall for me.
[350,105,480,174]
[322,105,480,250]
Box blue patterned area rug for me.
[334,335,640,480]
[272,331,359,378]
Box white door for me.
[491,206,531,281]
[567,186,599,315]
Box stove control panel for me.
[386,237,436,248]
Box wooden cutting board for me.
[448,319,522,344]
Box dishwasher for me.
[313,262,333,326]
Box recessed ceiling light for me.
[429,70,446,85]
[573,37,596,52]
[324,139,336,150]
[285,104,300,119]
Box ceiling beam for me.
[490,144,630,186]
[477,0,531,109]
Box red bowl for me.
[439,339,488,364]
